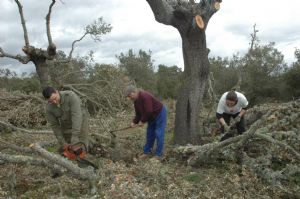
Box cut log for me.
[214,2,220,10]
[193,15,204,29]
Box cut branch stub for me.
[193,15,204,29]
[214,2,221,10]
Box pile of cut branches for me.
[0,90,46,129]
[176,99,300,188]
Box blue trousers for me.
[143,106,167,157]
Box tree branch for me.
[61,84,105,111]
[29,142,99,191]
[0,47,30,64]
[0,139,32,153]
[254,133,300,161]
[195,0,221,28]
[46,0,56,45]
[0,94,45,104]
[68,33,88,60]
[0,152,63,172]
[249,24,259,52]
[175,111,271,166]
[15,0,30,47]
[242,152,283,186]
[146,0,174,25]
[0,120,53,135]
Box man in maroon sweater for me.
[125,85,167,160]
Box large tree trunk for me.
[174,31,209,145]
[33,57,48,89]
[146,0,220,145]
[34,59,49,89]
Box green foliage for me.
[156,64,182,99]
[48,50,92,86]
[209,56,238,94]
[283,54,300,98]
[0,69,40,93]
[241,42,288,104]
[85,17,112,42]
[117,49,157,93]
[209,37,294,105]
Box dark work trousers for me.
[144,106,167,157]
[220,112,246,134]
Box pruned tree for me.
[0,0,111,89]
[0,0,57,89]
[146,0,222,144]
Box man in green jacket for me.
[42,87,90,150]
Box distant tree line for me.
[210,42,300,105]
[1,43,300,106]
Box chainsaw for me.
[63,142,98,170]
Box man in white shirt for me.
[216,90,248,141]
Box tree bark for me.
[174,31,209,144]
[33,58,49,89]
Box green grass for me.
[46,146,57,153]
[184,172,203,184]
[165,131,174,145]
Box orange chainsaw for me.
[63,142,98,170]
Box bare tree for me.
[0,0,58,89]
[0,0,111,89]
[146,0,222,144]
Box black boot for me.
[220,132,234,142]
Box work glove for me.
[130,122,137,128]
[138,122,145,127]
[223,123,230,132]
[57,144,66,156]
[232,115,242,124]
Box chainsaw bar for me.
[76,157,99,170]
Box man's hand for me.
[223,123,230,132]
[232,115,242,124]
[130,122,137,128]
[57,144,68,155]
[138,122,145,127]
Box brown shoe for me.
[139,154,150,160]
[151,156,162,162]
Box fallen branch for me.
[242,152,283,186]
[0,139,32,153]
[176,112,265,166]
[29,142,96,180]
[0,120,52,134]
[29,142,99,193]
[0,152,62,172]
[254,133,300,161]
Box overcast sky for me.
[1,0,300,74]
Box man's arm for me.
[46,110,65,146]
[140,93,153,123]
[216,113,226,125]
[69,92,83,144]
[239,108,246,117]
[237,94,248,118]
[216,96,226,125]
[133,103,141,124]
